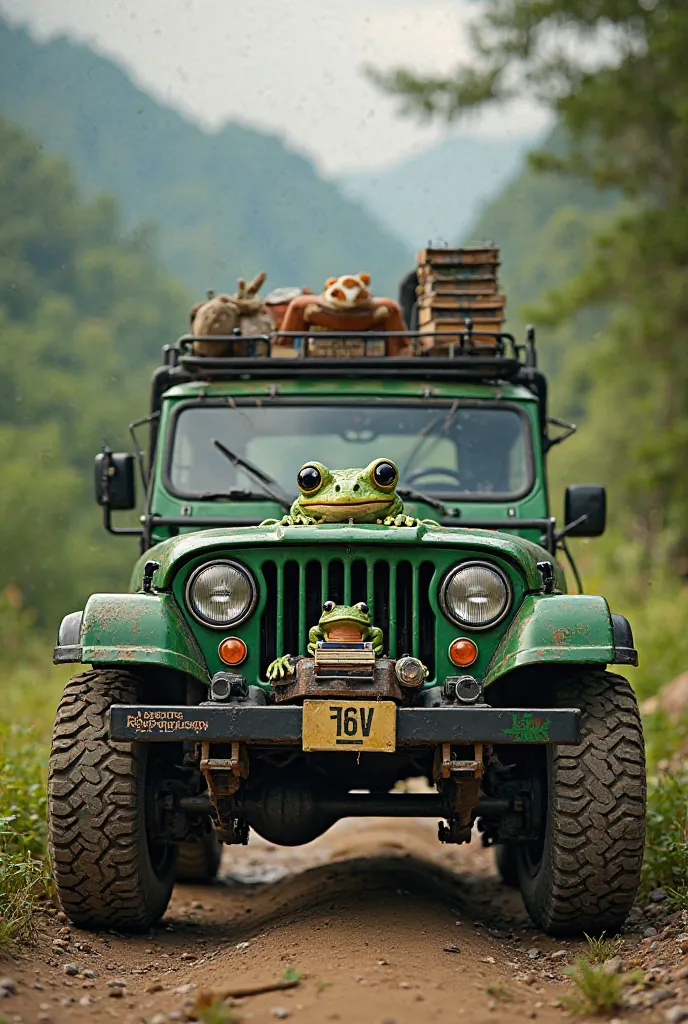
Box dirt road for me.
[2,819,685,1024]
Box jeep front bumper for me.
[109,704,581,745]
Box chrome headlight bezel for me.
[439,560,512,631]
[185,559,257,630]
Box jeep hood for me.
[131,523,552,593]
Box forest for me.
[2,0,688,969]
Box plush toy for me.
[278,273,409,354]
[232,272,274,336]
[190,273,272,356]
[189,293,240,356]
[321,272,376,310]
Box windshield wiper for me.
[398,487,461,520]
[213,440,291,511]
[196,488,288,503]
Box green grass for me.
[583,932,624,964]
[642,767,688,896]
[0,587,64,949]
[665,886,688,911]
[0,721,53,949]
[563,959,643,1016]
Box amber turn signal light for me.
[448,637,478,667]
[218,636,247,665]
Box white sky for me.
[0,0,549,173]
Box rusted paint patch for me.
[552,623,591,645]
[81,593,209,683]
[483,593,615,687]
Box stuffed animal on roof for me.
[190,273,272,356]
[189,293,239,356]
[278,273,408,354]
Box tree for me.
[373,1,688,573]
[0,117,189,623]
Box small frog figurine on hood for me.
[266,600,383,681]
[268,458,425,527]
[308,600,383,654]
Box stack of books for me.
[314,641,376,679]
[416,245,505,350]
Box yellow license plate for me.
[302,700,396,753]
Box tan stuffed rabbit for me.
[190,273,272,356]
[233,272,273,336]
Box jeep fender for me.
[54,593,208,684]
[484,594,634,687]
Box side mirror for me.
[564,484,606,537]
[95,451,136,510]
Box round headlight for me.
[186,560,257,629]
[440,562,511,630]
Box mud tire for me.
[516,670,646,936]
[48,669,177,931]
[494,843,519,888]
[175,826,223,884]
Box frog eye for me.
[372,460,398,490]
[323,600,335,612]
[356,602,369,614]
[297,464,322,494]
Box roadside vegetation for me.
[643,765,688,898]
[0,723,51,949]
[561,934,643,1016]
[563,957,643,1017]
[0,589,65,950]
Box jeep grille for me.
[259,557,437,681]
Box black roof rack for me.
[147,325,546,464]
[163,326,537,383]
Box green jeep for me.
[48,328,645,937]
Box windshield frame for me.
[162,397,536,503]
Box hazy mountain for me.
[340,133,537,251]
[0,19,411,298]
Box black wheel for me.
[494,842,519,887]
[48,669,178,930]
[515,670,646,936]
[176,825,223,884]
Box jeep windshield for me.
[166,400,533,501]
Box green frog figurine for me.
[266,600,383,681]
[266,458,425,527]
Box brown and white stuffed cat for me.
[278,273,408,354]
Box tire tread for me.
[519,670,646,935]
[48,669,174,930]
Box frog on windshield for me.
[263,458,435,527]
